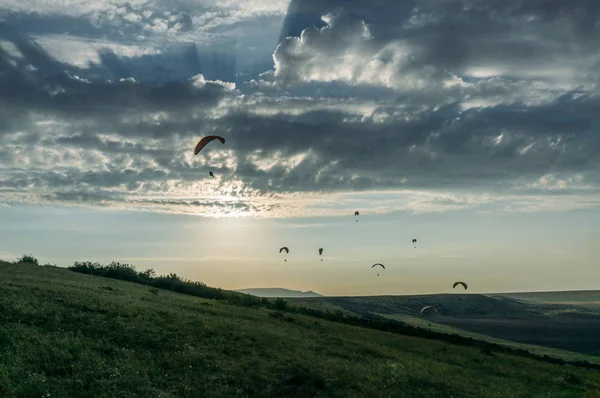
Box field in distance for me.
[290,292,600,360]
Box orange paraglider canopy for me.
[194,136,225,155]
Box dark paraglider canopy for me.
[372,263,384,276]
[194,135,226,155]
[354,211,360,216]
[279,246,289,262]
[453,281,468,290]
[412,239,417,244]
[318,248,323,255]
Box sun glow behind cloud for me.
[2,0,600,294]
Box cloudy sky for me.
[1,0,599,295]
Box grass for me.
[2,261,600,397]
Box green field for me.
[2,261,600,397]
[379,313,600,365]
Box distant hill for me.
[235,288,323,298]
[489,290,600,304]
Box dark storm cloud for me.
[272,0,600,89]
[0,38,233,120]
[0,18,237,83]
[210,92,600,193]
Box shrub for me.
[69,262,228,301]
[103,262,139,282]
[70,261,103,274]
[17,255,39,265]
[138,268,156,282]
[271,298,288,311]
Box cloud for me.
[1,0,600,218]
[272,1,600,88]
[30,34,162,68]
[0,39,235,119]
[0,0,287,83]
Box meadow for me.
[1,260,600,397]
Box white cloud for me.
[190,73,236,91]
[119,77,137,83]
[0,40,23,59]
[273,13,390,86]
[31,34,161,68]
[527,174,587,191]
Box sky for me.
[1,0,599,296]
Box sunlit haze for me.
[1,0,599,296]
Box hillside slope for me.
[1,261,599,397]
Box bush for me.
[230,293,263,307]
[138,268,156,282]
[17,255,39,265]
[69,261,229,302]
[70,261,103,275]
[271,298,288,311]
[103,262,139,282]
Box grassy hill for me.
[1,261,600,397]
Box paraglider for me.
[453,281,467,301]
[372,263,385,276]
[194,135,225,155]
[280,247,289,262]
[354,211,359,222]
[318,248,323,261]
[412,238,417,248]
[420,306,438,315]
[194,135,226,178]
